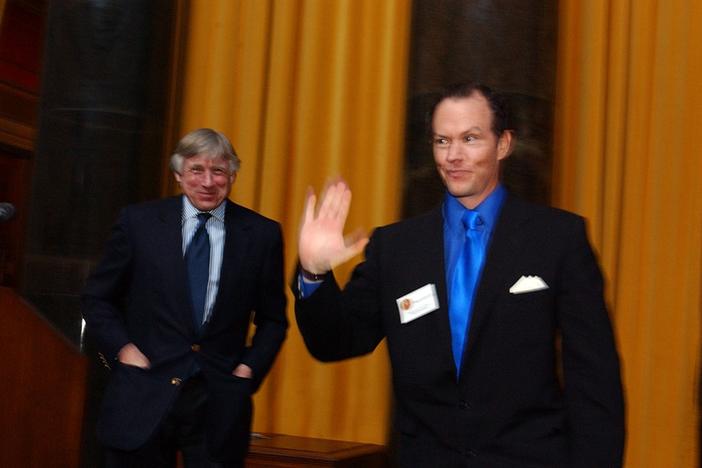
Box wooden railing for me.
[0,287,88,467]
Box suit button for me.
[459,400,472,409]
[170,378,182,386]
[467,449,477,458]
[191,344,201,352]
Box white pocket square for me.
[509,275,549,294]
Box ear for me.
[229,172,237,185]
[174,171,182,183]
[497,130,514,161]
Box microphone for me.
[0,203,16,222]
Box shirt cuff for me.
[298,273,323,298]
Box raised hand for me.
[298,180,369,274]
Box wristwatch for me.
[300,267,326,282]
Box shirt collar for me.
[181,195,226,223]
[442,184,506,233]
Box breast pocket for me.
[495,289,556,343]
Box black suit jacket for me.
[83,197,287,461]
[294,194,624,468]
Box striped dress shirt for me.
[181,196,226,325]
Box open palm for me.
[298,180,368,274]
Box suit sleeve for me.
[81,208,133,360]
[241,223,288,389]
[293,229,385,362]
[557,217,625,467]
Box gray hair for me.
[170,128,241,174]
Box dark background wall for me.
[0,1,558,466]
[0,0,45,291]
[402,0,557,217]
[0,2,182,466]
[1,0,558,360]
[22,0,179,344]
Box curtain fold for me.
[175,0,412,443]
[554,1,702,466]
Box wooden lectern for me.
[0,287,88,468]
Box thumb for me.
[344,228,369,256]
[331,235,369,269]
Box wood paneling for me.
[0,287,88,467]
[0,0,44,150]
[0,0,45,92]
[0,0,45,287]
[0,152,30,287]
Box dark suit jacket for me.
[294,194,624,468]
[83,196,288,461]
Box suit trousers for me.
[104,374,244,468]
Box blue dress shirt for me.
[443,185,506,372]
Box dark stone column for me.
[22,0,177,343]
[21,2,180,466]
[402,0,558,216]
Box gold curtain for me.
[175,0,412,443]
[554,1,702,466]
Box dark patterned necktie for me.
[186,213,211,332]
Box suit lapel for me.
[421,207,457,378]
[462,195,532,365]
[207,201,251,327]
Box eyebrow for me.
[433,126,484,137]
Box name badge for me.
[396,284,439,324]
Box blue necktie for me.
[449,210,485,374]
[186,213,211,332]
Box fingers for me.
[337,186,352,224]
[118,343,151,369]
[303,186,316,225]
[317,179,337,218]
[232,363,253,379]
[305,178,353,227]
[317,180,340,219]
[322,180,351,222]
[300,179,367,271]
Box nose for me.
[201,171,214,186]
[446,142,462,163]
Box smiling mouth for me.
[444,169,472,177]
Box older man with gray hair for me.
[83,128,288,467]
